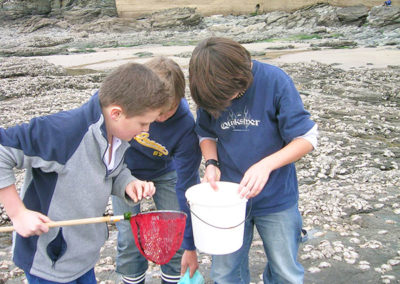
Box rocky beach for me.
[0,2,399,283]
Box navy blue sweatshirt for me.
[196,61,316,216]
[124,98,201,250]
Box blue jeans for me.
[211,203,305,284]
[112,171,183,284]
[24,268,96,284]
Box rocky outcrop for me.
[114,0,397,17]
[0,4,399,57]
[367,5,400,26]
[0,0,117,20]
[149,7,203,29]
[336,5,369,26]
[264,4,399,29]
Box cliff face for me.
[0,0,117,20]
[0,0,398,20]
[116,0,399,17]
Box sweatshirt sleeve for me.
[0,118,66,189]
[275,73,316,144]
[195,108,217,139]
[0,144,18,189]
[173,125,202,250]
[111,164,138,207]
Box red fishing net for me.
[130,210,187,265]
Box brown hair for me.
[99,62,168,117]
[145,56,185,111]
[189,37,253,118]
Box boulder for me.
[311,40,358,48]
[367,6,400,27]
[336,5,369,26]
[149,7,203,29]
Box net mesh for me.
[130,211,187,265]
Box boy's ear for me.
[110,106,123,121]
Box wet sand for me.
[37,44,400,72]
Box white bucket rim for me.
[185,181,247,207]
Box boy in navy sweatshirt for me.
[112,57,202,284]
[189,37,318,284]
[0,62,169,283]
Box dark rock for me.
[311,40,358,49]
[337,5,369,26]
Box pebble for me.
[318,262,331,268]
[388,259,400,266]
[308,267,321,273]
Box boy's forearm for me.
[261,138,313,171]
[199,139,218,160]
[0,184,26,220]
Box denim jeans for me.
[112,171,183,284]
[24,268,96,284]
[211,203,305,284]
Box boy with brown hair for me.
[0,62,169,283]
[189,37,318,283]
[112,56,202,284]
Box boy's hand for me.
[0,185,51,237]
[238,159,271,199]
[125,180,156,202]
[202,164,220,190]
[181,250,199,278]
[12,208,51,237]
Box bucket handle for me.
[187,199,252,230]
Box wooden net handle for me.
[0,215,125,233]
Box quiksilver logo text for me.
[221,118,260,129]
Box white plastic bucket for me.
[185,181,248,255]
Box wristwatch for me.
[205,159,220,168]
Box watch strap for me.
[205,159,220,168]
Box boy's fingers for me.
[37,215,51,233]
[136,185,143,201]
[239,176,250,197]
[143,183,151,199]
[148,181,156,196]
[38,224,49,234]
[239,186,249,198]
[180,264,188,276]
[189,266,197,278]
[38,213,51,223]
[209,179,218,191]
[128,190,138,203]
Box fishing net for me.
[130,210,187,265]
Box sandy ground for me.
[271,46,400,70]
[37,44,400,71]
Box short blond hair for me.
[145,56,185,111]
